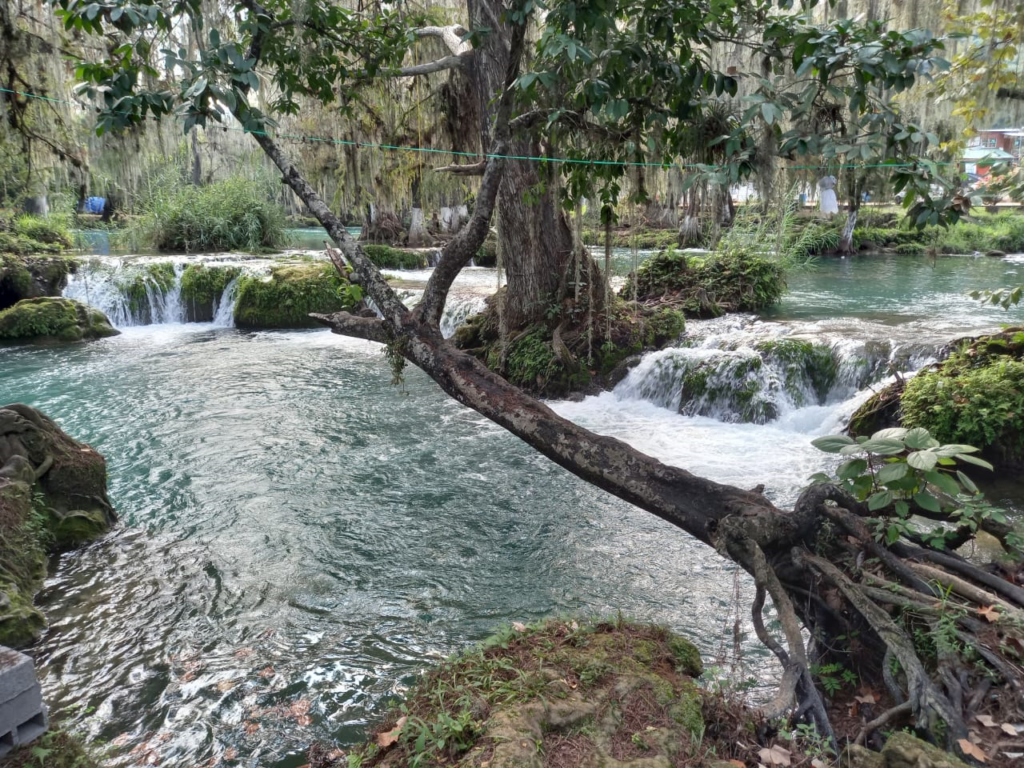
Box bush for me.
[133,176,285,252]
[12,215,73,248]
[363,244,429,269]
[901,329,1024,465]
[622,249,786,317]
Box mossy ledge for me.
[180,264,242,321]
[0,404,117,648]
[847,328,1024,466]
[0,297,119,343]
[454,298,686,398]
[234,263,351,329]
[340,618,712,768]
[3,726,102,768]
[363,244,431,270]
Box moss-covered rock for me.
[0,404,116,647]
[0,297,119,343]
[115,261,177,319]
[475,230,498,267]
[234,262,351,329]
[880,732,971,768]
[0,254,79,311]
[847,379,906,437]
[363,244,430,270]
[581,226,680,250]
[621,249,785,318]
[455,299,685,398]
[900,328,1024,466]
[342,618,708,768]
[180,264,242,322]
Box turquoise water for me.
[2,251,1023,766]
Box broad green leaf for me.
[858,438,906,456]
[868,490,893,511]
[956,471,978,493]
[907,451,938,471]
[838,458,868,480]
[811,435,856,453]
[914,491,942,513]
[807,472,833,485]
[877,462,909,484]
[894,500,910,518]
[936,444,980,456]
[904,427,934,450]
[957,454,994,470]
[925,470,960,497]
[872,428,908,440]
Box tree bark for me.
[468,0,581,331]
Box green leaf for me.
[811,435,856,453]
[906,451,938,471]
[868,490,893,511]
[913,491,942,513]
[894,500,910,518]
[876,462,910,484]
[924,470,960,497]
[857,438,906,455]
[808,472,833,485]
[935,444,980,456]
[872,428,908,440]
[956,471,978,494]
[838,458,868,480]
[905,407,934,437]
[957,454,994,470]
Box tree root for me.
[854,701,912,746]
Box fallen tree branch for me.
[432,160,487,175]
[854,701,912,746]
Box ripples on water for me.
[2,251,1023,766]
[2,328,772,767]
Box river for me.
[1,246,1022,766]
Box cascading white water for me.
[611,315,938,424]
[212,276,240,327]
[65,259,249,328]
[440,295,488,339]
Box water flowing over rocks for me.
[0,405,116,647]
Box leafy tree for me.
[56,0,1024,754]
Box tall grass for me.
[127,170,285,253]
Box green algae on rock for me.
[0,404,116,647]
[180,264,243,321]
[0,297,119,343]
[234,262,353,329]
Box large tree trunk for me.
[469,0,581,330]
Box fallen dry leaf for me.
[512,621,527,632]
[376,716,408,748]
[327,749,346,760]
[978,605,1002,623]
[258,666,276,678]
[758,745,792,767]
[976,714,998,728]
[234,647,255,659]
[296,714,313,726]
[958,739,987,763]
[1001,723,1018,736]
[290,698,311,716]
[217,679,236,693]
[812,759,829,768]
[111,733,133,748]
[244,721,261,735]
[855,692,877,705]
[727,760,745,768]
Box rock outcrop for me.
[0,404,116,647]
[0,298,119,343]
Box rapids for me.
[1,247,1022,766]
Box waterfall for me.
[440,295,488,339]
[212,277,240,327]
[64,259,249,328]
[613,316,938,424]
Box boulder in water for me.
[234,263,352,329]
[0,404,116,647]
[180,264,242,322]
[0,298,119,343]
